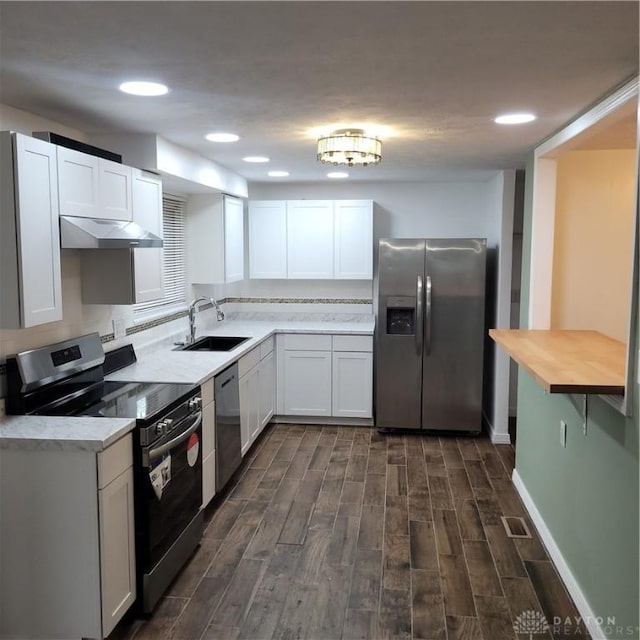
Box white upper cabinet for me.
[0,132,63,328]
[248,200,287,278]
[57,146,100,217]
[78,169,163,305]
[99,159,133,221]
[132,169,163,303]
[57,146,132,221]
[224,195,245,283]
[286,200,335,279]
[248,199,373,280]
[334,200,373,279]
[187,194,245,285]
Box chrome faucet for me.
[187,296,224,343]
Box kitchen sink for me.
[177,336,250,352]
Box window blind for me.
[134,195,187,316]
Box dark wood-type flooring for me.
[111,424,588,640]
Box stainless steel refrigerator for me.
[374,238,486,432]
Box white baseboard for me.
[482,410,512,444]
[512,470,606,640]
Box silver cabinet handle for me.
[147,411,202,463]
[416,275,424,355]
[425,276,432,356]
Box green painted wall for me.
[517,154,639,638]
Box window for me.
[134,195,187,317]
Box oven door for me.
[140,410,203,572]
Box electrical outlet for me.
[560,420,567,447]
[112,317,126,340]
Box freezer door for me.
[375,238,425,429]
[422,238,486,432]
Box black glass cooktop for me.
[34,379,197,423]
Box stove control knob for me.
[155,421,166,435]
[164,418,174,432]
[188,397,202,411]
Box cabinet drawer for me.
[259,336,275,359]
[283,334,332,351]
[332,335,373,352]
[98,434,133,489]
[201,377,214,406]
[238,346,260,378]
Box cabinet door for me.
[99,159,133,221]
[249,201,287,278]
[332,351,373,418]
[57,146,100,218]
[202,451,216,508]
[239,372,252,455]
[132,169,164,303]
[98,466,136,638]
[224,195,244,283]
[287,200,334,279]
[258,350,276,428]
[282,350,332,416]
[14,134,63,327]
[334,200,373,279]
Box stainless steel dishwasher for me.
[214,362,242,491]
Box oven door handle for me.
[147,411,202,464]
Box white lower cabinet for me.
[98,465,136,636]
[0,434,135,640]
[278,333,373,420]
[201,378,216,507]
[282,350,332,416]
[240,364,260,456]
[259,350,276,428]
[239,337,276,455]
[332,351,373,418]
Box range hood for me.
[60,216,163,249]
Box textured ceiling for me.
[0,1,637,183]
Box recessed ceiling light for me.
[205,132,240,143]
[268,170,290,177]
[119,81,169,96]
[243,156,270,163]
[494,113,537,125]
[327,172,349,179]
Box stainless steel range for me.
[6,333,204,614]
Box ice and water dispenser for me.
[385,296,416,335]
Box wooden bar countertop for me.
[489,329,626,395]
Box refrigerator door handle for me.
[425,275,432,356]
[416,275,424,354]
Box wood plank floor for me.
[110,424,589,640]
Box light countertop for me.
[106,319,374,385]
[0,415,136,452]
[0,318,374,450]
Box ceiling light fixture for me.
[243,156,270,163]
[327,172,349,179]
[268,170,290,177]
[119,81,169,96]
[494,113,537,125]
[205,132,240,143]
[317,128,382,167]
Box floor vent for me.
[501,515,532,539]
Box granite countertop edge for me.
[0,416,136,452]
